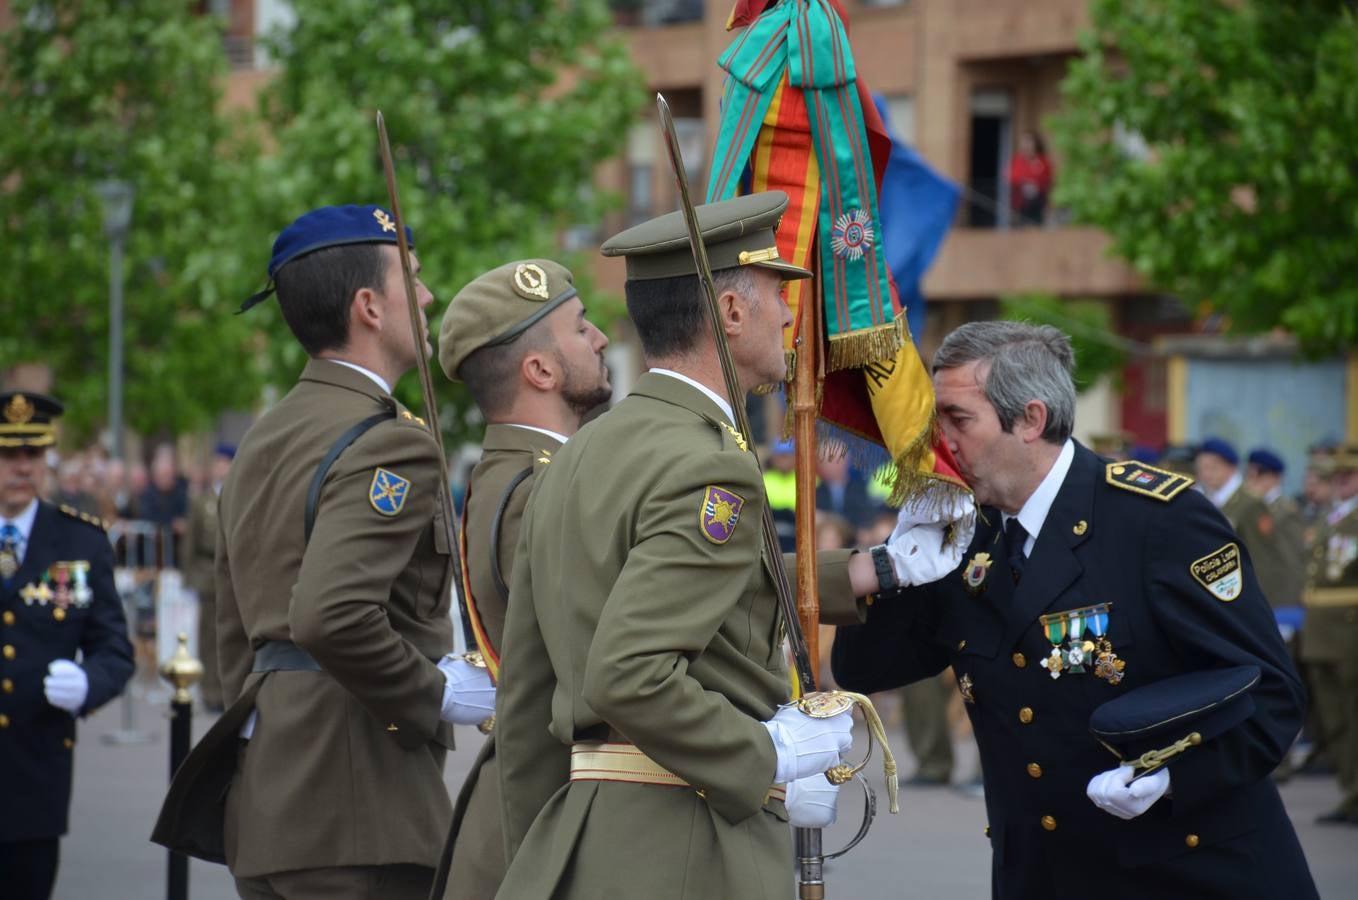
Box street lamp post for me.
[95,179,153,747]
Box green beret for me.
[438,259,578,381]
[600,191,812,282]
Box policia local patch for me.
[1190,542,1243,601]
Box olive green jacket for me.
[495,372,864,900]
[1222,486,1299,607]
[1301,498,1358,663]
[213,359,456,877]
[440,425,559,900]
[182,488,219,598]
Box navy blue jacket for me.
[0,501,134,842]
[832,443,1317,899]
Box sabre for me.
[657,93,895,900]
[375,111,478,654]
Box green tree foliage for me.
[251,0,645,441]
[0,1,263,444]
[999,294,1127,394]
[1052,0,1358,355]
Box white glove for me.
[763,703,854,785]
[1086,764,1171,820]
[784,774,840,828]
[44,659,89,714]
[881,490,975,587]
[437,655,497,725]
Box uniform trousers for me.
[234,863,433,900]
[1308,658,1358,814]
[0,837,59,900]
[900,673,954,782]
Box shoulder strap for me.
[305,410,396,543]
[488,466,534,602]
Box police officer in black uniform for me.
[0,391,134,900]
[832,322,1318,899]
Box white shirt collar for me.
[649,368,735,425]
[1,497,40,546]
[331,359,392,395]
[1263,485,1282,505]
[1003,439,1075,558]
[1208,470,1243,509]
[509,424,569,445]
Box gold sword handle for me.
[794,690,899,814]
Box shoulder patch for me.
[1105,461,1194,501]
[1189,542,1243,601]
[369,467,411,516]
[58,504,108,531]
[700,485,745,545]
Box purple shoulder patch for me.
[700,485,745,545]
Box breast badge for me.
[962,551,993,594]
[957,672,975,704]
[1189,543,1243,601]
[700,485,745,545]
[369,467,411,516]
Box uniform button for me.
[0,714,9,728]
[2,611,13,625]
[386,723,399,732]
[2,644,13,660]
[53,608,66,622]
[1019,707,1034,724]
[1,678,12,693]
[63,738,74,750]
[984,825,991,837]
[1027,763,1043,779]
[1041,815,1057,831]
[957,639,967,651]
[1012,652,1026,668]
[1185,834,1199,848]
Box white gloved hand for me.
[763,703,854,785]
[44,659,89,714]
[437,655,497,725]
[784,773,840,828]
[881,490,976,587]
[1086,764,1171,820]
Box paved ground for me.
[53,675,1354,899]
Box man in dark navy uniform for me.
[832,322,1318,899]
[0,391,134,900]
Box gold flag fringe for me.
[825,318,905,373]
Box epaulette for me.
[59,504,110,531]
[1105,461,1194,502]
[397,408,427,429]
[697,413,749,453]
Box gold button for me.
[1041,815,1056,831]
[1185,834,1199,848]
[1027,762,1043,779]
[0,714,9,728]
[1019,707,1034,724]
[2,645,14,660]
[1,678,12,693]
[984,825,991,837]
[2,611,13,625]
[64,738,74,750]
[957,639,967,650]
[1012,652,1026,668]
[386,723,399,732]
[53,608,66,622]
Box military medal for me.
[1087,605,1125,685]
[51,563,72,610]
[0,549,15,580]
[71,561,92,608]
[962,551,993,594]
[1062,609,1086,673]
[1039,613,1067,679]
[957,672,975,704]
[20,581,53,606]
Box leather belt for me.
[569,741,786,804]
[252,640,321,673]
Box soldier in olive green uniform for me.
[429,259,611,899]
[153,205,496,899]
[1196,438,1286,605]
[495,193,915,899]
[1301,446,1358,825]
[183,444,233,711]
[1244,448,1307,610]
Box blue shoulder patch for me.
[369,468,411,516]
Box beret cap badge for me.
[513,263,551,301]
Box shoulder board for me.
[697,413,749,453]
[1105,461,1194,502]
[397,408,428,429]
[59,504,109,531]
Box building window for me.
[627,125,655,225]
[966,89,1013,229]
[882,94,915,145]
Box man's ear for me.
[520,350,557,393]
[718,288,747,337]
[1018,400,1050,443]
[351,286,381,332]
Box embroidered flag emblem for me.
[369,468,411,516]
[700,486,745,545]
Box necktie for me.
[1004,517,1028,583]
[0,523,19,581]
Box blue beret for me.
[770,438,796,455]
[1246,448,1284,474]
[1090,665,1259,771]
[1196,436,1238,466]
[214,443,236,460]
[239,204,415,312]
[1128,445,1160,465]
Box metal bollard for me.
[160,633,203,900]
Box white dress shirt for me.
[1002,439,1076,559]
[649,368,735,424]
